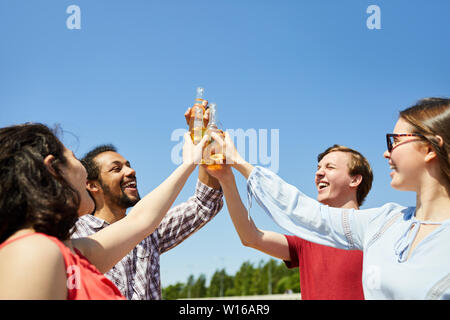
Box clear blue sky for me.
[1,0,449,287]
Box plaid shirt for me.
[71,180,223,300]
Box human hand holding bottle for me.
[184,100,210,129]
[182,132,209,166]
[206,131,255,179]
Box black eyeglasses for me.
[386,133,425,153]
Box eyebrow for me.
[108,160,131,169]
[318,162,336,168]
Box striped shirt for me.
[71,180,223,300]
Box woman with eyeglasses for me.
[0,123,208,299]
[208,97,449,299]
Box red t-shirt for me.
[284,235,364,300]
[0,232,126,300]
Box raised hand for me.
[184,100,210,128]
[182,132,209,166]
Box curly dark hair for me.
[81,144,117,181]
[0,123,80,243]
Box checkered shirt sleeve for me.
[157,180,224,253]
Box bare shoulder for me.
[0,234,67,299]
[0,233,62,262]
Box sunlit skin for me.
[0,132,208,299]
[383,117,450,259]
[87,151,139,223]
[49,147,95,216]
[383,118,430,192]
[315,151,362,209]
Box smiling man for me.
[71,144,223,300]
[213,144,373,300]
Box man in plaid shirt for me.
[71,144,223,300]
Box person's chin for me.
[78,198,95,216]
[317,194,330,205]
[389,172,402,188]
[390,177,413,192]
[127,194,141,206]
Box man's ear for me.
[43,154,58,177]
[350,174,363,188]
[86,180,100,193]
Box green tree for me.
[191,274,207,298]
[162,258,302,299]
[162,282,184,300]
[233,261,255,296]
[180,274,195,298]
[207,269,233,298]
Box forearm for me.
[158,179,224,253]
[219,173,261,247]
[232,160,255,180]
[81,163,196,273]
[198,165,221,190]
[220,173,291,260]
[247,166,370,250]
[127,162,197,232]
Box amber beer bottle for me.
[189,87,206,144]
[203,103,225,169]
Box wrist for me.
[198,165,221,190]
[180,162,197,172]
[219,169,235,184]
[233,161,254,180]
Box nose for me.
[315,167,325,181]
[124,166,136,178]
[383,149,391,159]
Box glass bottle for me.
[189,87,206,145]
[202,102,225,169]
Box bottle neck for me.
[208,107,218,128]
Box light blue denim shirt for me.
[247,166,450,300]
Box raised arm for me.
[209,131,374,251]
[156,179,223,254]
[72,133,209,273]
[247,166,376,250]
[209,165,291,261]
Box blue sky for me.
[1,0,449,287]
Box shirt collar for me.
[79,214,110,229]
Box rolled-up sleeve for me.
[247,166,375,250]
[157,180,224,253]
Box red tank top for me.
[0,232,126,300]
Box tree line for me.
[162,259,300,299]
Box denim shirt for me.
[247,166,450,300]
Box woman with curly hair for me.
[0,123,208,299]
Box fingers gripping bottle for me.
[189,87,206,145]
[203,102,225,169]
